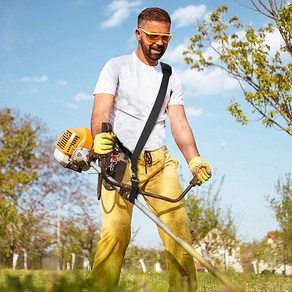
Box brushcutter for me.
[54,125,244,292]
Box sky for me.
[1,0,291,249]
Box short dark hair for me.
[138,7,171,26]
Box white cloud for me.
[163,29,248,98]
[164,40,239,98]
[72,92,92,102]
[55,80,68,86]
[164,37,218,67]
[65,103,79,109]
[51,92,91,110]
[20,87,39,95]
[164,42,188,65]
[171,5,207,28]
[265,29,290,63]
[73,0,88,5]
[101,0,142,29]
[178,67,238,97]
[53,100,78,109]
[20,75,48,83]
[185,106,204,118]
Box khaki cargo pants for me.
[88,146,197,291]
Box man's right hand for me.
[93,132,115,155]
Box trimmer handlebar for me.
[99,160,198,202]
[101,122,112,133]
[99,122,198,203]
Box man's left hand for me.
[188,156,212,185]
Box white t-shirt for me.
[93,51,184,152]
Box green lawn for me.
[0,269,291,291]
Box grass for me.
[0,269,291,291]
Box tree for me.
[0,107,101,268]
[0,108,40,259]
[185,175,238,268]
[55,202,101,269]
[267,173,292,268]
[183,1,292,135]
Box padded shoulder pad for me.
[161,62,172,76]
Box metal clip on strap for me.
[129,173,139,204]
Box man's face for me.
[136,21,171,65]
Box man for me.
[89,7,211,291]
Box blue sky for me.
[1,0,291,249]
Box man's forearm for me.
[91,112,106,138]
[175,127,200,163]
[90,94,114,138]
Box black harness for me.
[115,62,172,203]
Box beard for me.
[140,39,167,62]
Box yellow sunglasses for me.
[138,27,172,44]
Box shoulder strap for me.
[129,62,172,203]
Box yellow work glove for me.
[188,156,212,185]
[93,132,115,155]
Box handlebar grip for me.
[101,122,112,133]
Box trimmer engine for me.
[54,127,96,172]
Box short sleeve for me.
[93,59,119,96]
[168,69,184,106]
